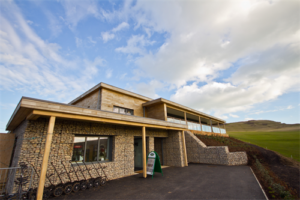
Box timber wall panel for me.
[101,88,147,117]
[71,90,99,109]
[145,103,165,120]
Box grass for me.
[228,130,300,162]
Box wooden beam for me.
[210,119,213,133]
[184,112,187,124]
[26,112,40,120]
[31,110,187,131]
[142,126,147,178]
[37,116,56,200]
[181,130,188,166]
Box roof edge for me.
[68,82,153,104]
[143,98,226,123]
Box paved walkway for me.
[54,163,266,199]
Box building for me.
[5,82,247,197]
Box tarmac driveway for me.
[54,163,266,199]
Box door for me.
[134,138,143,171]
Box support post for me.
[199,116,202,131]
[181,130,188,166]
[142,126,147,178]
[210,119,213,133]
[163,104,167,121]
[184,112,187,125]
[37,116,56,200]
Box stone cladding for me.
[185,131,247,166]
[12,118,184,190]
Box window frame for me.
[113,106,134,116]
[72,135,113,164]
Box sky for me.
[0,0,299,132]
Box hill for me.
[225,120,300,132]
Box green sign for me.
[146,151,163,179]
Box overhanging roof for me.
[6,97,187,131]
[69,82,153,104]
[142,98,226,123]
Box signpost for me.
[146,151,163,179]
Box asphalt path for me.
[54,163,266,199]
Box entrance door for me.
[134,138,143,171]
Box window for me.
[113,106,134,115]
[72,136,112,162]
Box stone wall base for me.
[185,131,247,165]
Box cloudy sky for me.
[0,0,299,132]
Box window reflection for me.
[72,137,85,162]
[85,137,98,162]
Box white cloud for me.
[229,114,239,118]
[60,0,102,29]
[106,69,112,78]
[45,11,62,37]
[0,1,105,100]
[116,35,155,55]
[109,0,300,117]
[101,22,129,43]
[135,80,163,99]
[245,118,254,121]
[75,37,82,47]
[26,20,33,25]
[287,105,294,109]
[101,32,115,43]
[87,36,97,45]
[112,22,129,32]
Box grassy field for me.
[229,130,300,162]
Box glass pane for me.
[119,108,125,114]
[99,137,109,161]
[113,107,119,113]
[72,137,85,162]
[85,137,98,162]
[126,109,133,115]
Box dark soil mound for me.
[197,135,300,199]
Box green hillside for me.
[226,120,300,132]
[226,120,300,162]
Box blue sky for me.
[0,0,299,132]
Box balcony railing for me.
[187,121,201,131]
[212,126,220,133]
[167,117,186,125]
[220,128,226,134]
[201,124,211,132]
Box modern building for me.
[5,82,247,197]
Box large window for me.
[72,136,112,163]
[113,106,134,115]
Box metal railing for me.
[0,166,33,197]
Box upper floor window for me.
[113,106,134,115]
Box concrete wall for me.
[145,103,165,120]
[71,89,100,109]
[101,88,147,117]
[185,131,247,166]
[12,118,186,191]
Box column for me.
[181,130,188,166]
[37,116,56,200]
[199,116,202,131]
[210,119,213,132]
[142,126,147,178]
